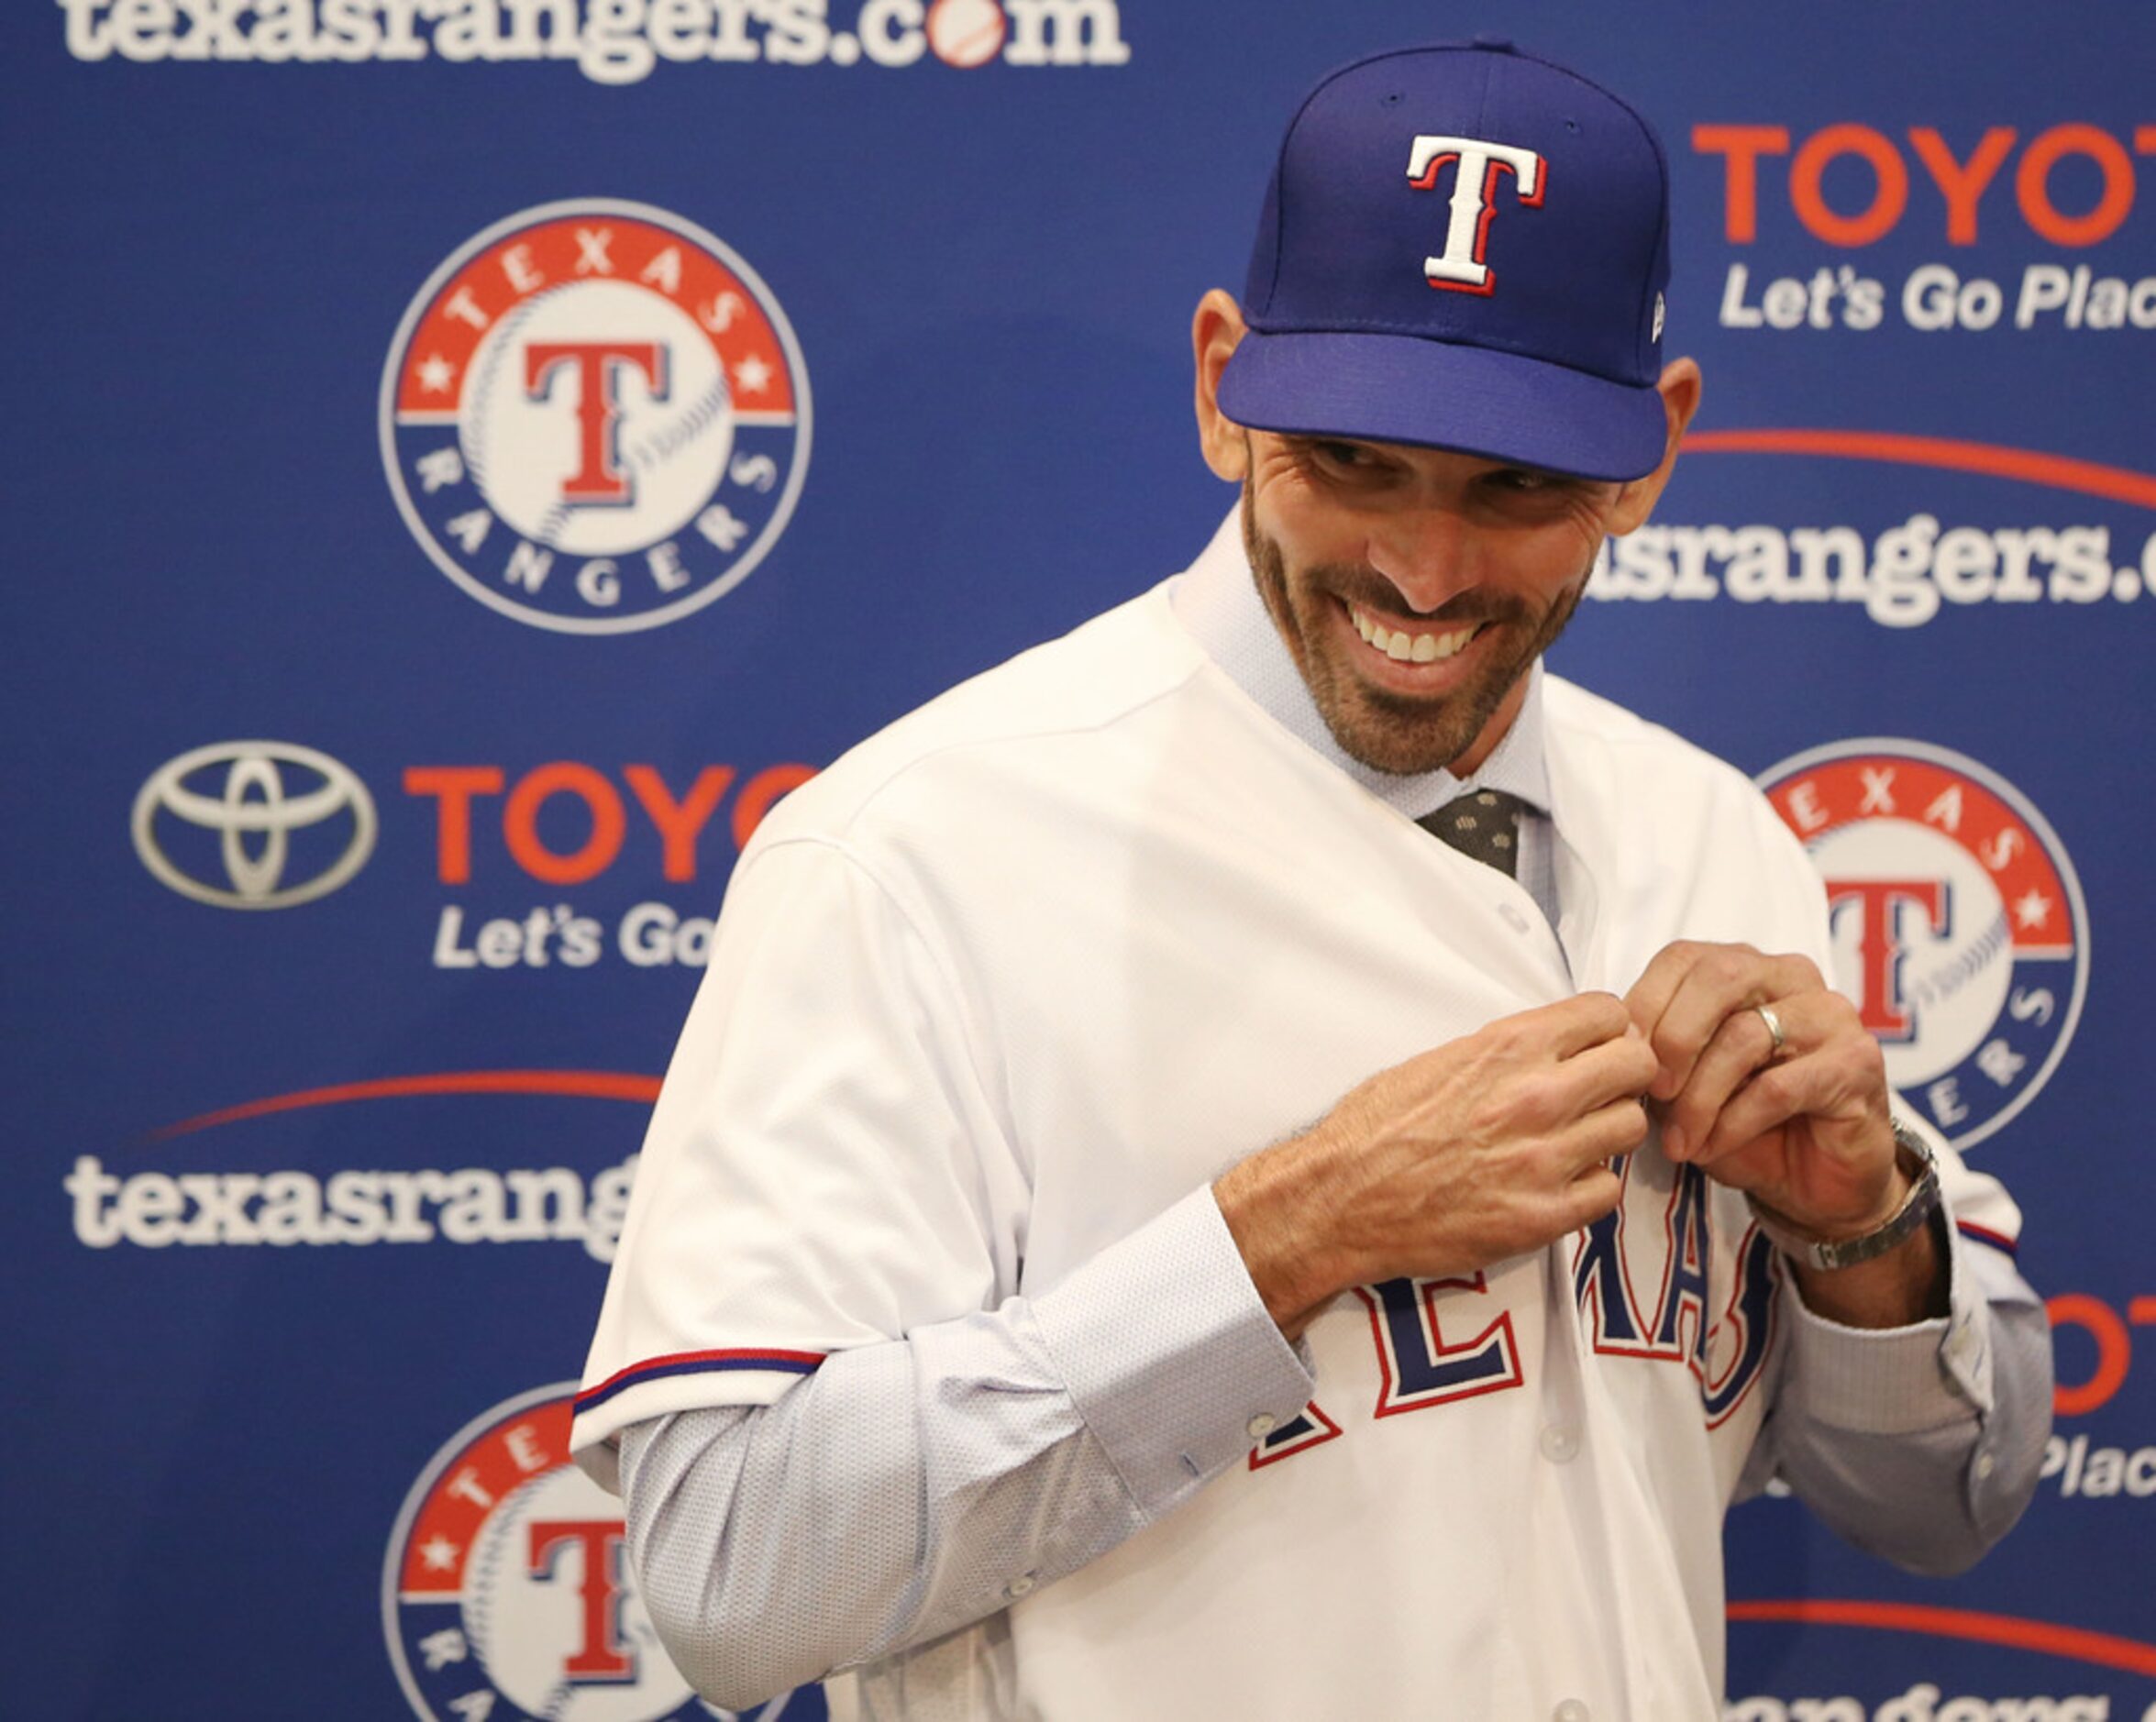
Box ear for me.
[1607,357,1701,534]
[1192,289,1251,482]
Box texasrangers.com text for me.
[1587,515,2155,626]
[1725,1687,2114,1722]
[57,0,1133,83]
[65,1153,640,1262]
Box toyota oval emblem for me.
[133,741,378,910]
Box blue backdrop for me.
[6,3,2150,1716]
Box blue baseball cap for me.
[1218,40,1675,482]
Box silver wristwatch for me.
[1747,1119,1940,1272]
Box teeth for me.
[1350,604,1476,664]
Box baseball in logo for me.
[924,0,1007,67]
[1757,738,2088,1151]
[381,201,811,635]
[133,740,377,910]
[385,1384,704,1722]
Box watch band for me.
[1747,1119,1940,1272]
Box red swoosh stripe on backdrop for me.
[1729,1599,2156,1680]
[148,1070,664,1142]
[144,444,2142,1141]
[141,1078,2156,1681]
[1684,429,2156,512]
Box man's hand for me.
[1622,941,1896,1231]
[1215,993,1656,1339]
[1623,941,1942,1326]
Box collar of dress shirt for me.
[1168,507,1553,822]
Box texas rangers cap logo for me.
[383,1384,710,1721]
[1406,134,1545,295]
[1757,738,2089,1151]
[381,200,811,635]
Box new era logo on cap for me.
[1220,40,1674,481]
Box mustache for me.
[1312,567,1529,627]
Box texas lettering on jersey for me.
[1254,1160,1778,1465]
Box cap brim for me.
[1218,329,1671,483]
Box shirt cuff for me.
[1030,1185,1316,1518]
[1785,1203,1994,1435]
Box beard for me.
[1241,485,1588,777]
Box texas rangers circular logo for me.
[1757,738,2089,1152]
[383,1383,706,1722]
[381,201,811,635]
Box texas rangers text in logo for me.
[381,201,811,635]
[1757,738,2088,1151]
[384,1384,709,1722]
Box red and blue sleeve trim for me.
[1956,1220,2019,1258]
[574,1347,827,1415]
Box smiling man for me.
[573,41,2050,1720]
[1203,310,1697,780]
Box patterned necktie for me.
[1418,789,1529,879]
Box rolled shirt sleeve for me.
[1740,1126,2053,1573]
[619,1186,1314,1712]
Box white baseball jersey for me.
[574,568,2024,1719]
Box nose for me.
[1364,505,1477,614]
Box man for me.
[574,41,2050,1719]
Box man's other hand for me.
[1622,941,1899,1234]
[1623,941,1942,1327]
[1215,993,1655,1339]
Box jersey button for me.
[1004,1573,1038,1599]
[1539,1425,1579,1464]
[1552,1701,1590,1722]
[1246,1413,1277,1439]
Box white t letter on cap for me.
[1406,136,1546,293]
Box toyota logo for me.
[133,742,378,910]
